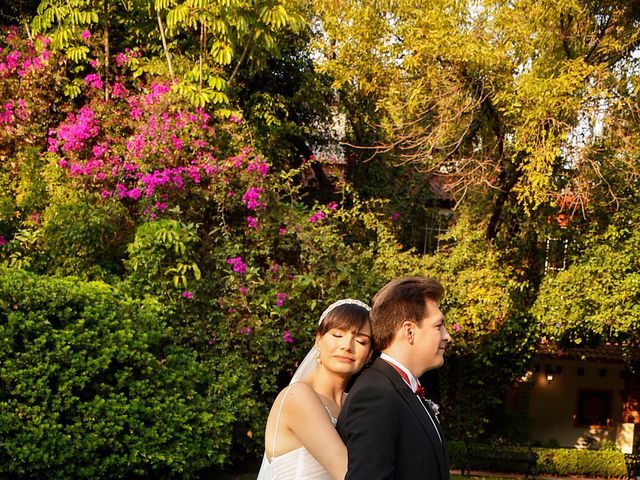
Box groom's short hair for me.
[370,276,443,351]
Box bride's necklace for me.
[321,401,338,425]
[317,394,340,425]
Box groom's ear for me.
[401,321,416,344]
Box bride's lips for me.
[334,355,355,362]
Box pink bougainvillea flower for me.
[227,256,247,274]
[182,291,193,299]
[247,216,259,229]
[276,292,289,307]
[242,187,265,210]
[56,106,99,152]
[390,212,401,221]
[278,227,287,235]
[282,330,294,343]
[0,236,6,246]
[92,142,108,158]
[308,211,325,223]
[81,30,91,40]
[246,159,270,177]
[115,52,129,67]
[327,201,338,211]
[239,326,251,335]
[453,323,461,332]
[239,286,248,295]
[111,81,129,98]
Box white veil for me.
[289,298,371,384]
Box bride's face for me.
[316,322,372,376]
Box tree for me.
[313,0,640,239]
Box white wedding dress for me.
[256,385,335,480]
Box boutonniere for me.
[425,399,440,417]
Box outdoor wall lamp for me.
[545,365,555,382]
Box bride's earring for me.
[315,347,322,364]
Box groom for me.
[337,276,451,480]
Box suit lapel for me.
[373,359,449,478]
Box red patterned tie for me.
[385,361,425,398]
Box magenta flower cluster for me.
[85,73,103,90]
[0,99,28,126]
[309,201,341,223]
[115,48,142,67]
[227,256,247,274]
[53,106,99,152]
[246,159,269,177]
[247,216,259,229]
[308,210,325,223]
[276,292,288,307]
[282,330,294,343]
[0,29,50,79]
[242,187,265,210]
[43,72,272,219]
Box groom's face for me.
[413,298,450,372]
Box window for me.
[422,209,454,254]
[575,389,612,428]
[544,236,570,273]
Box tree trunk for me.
[156,8,174,81]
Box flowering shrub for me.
[2,26,525,471]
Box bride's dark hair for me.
[317,303,370,336]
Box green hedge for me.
[0,268,252,479]
[449,440,627,478]
[534,447,627,478]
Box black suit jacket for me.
[337,358,449,480]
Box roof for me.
[537,342,640,364]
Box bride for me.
[257,299,372,480]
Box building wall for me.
[528,358,626,448]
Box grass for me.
[218,472,525,480]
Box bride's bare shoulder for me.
[278,382,324,414]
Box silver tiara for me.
[319,298,371,325]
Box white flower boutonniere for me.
[425,399,440,417]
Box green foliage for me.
[533,204,640,347]
[534,446,627,477]
[5,5,640,471]
[0,268,254,479]
[448,441,627,478]
[32,0,99,53]
[314,0,640,233]
[159,0,308,105]
[39,189,132,278]
[126,219,201,298]
[422,216,538,438]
